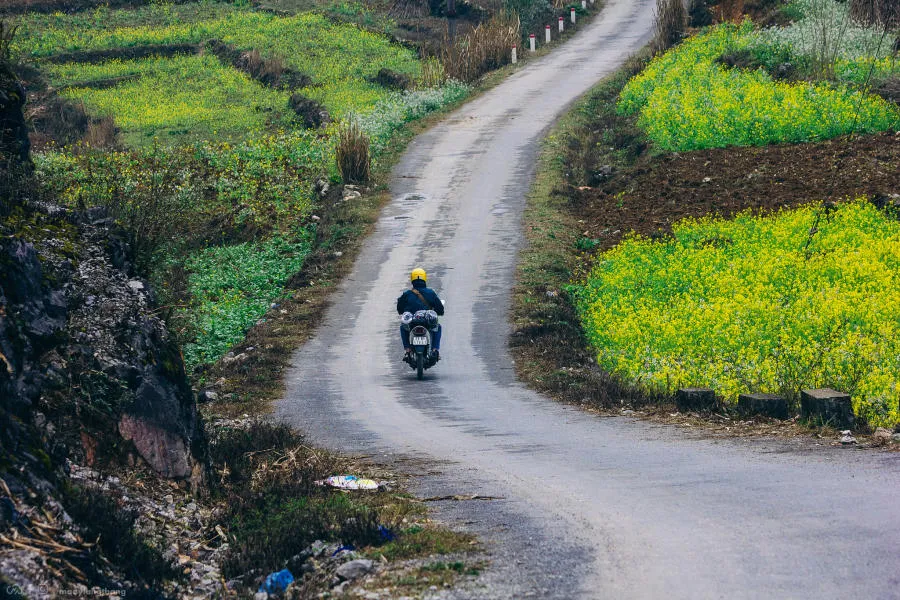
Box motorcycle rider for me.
[397,268,444,360]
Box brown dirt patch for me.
[572,131,900,253]
[45,44,199,65]
[203,39,311,91]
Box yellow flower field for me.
[618,23,900,151]
[572,200,900,428]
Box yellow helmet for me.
[410,268,427,284]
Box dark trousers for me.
[401,324,441,350]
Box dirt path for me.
[278,1,900,597]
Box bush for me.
[505,0,553,38]
[440,12,520,82]
[754,0,898,81]
[850,0,900,29]
[335,117,371,184]
[688,0,714,28]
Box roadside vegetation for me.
[517,0,900,433]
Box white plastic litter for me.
[318,475,380,491]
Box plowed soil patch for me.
[572,131,900,252]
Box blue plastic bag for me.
[259,569,294,595]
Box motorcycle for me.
[401,310,440,380]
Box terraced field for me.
[11,1,469,371]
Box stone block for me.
[800,388,855,429]
[738,393,791,420]
[675,388,717,412]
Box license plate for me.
[412,336,428,345]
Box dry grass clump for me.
[336,117,371,184]
[417,56,447,88]
[83,115,119,148]
[651,0,687,55]
[440,11,520,82]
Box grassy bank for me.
[511,60,654,409]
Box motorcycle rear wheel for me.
[416,352,424,380]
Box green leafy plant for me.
[180,233,313,370]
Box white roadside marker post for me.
[558,15,564,32]
[545,24,551,43]
[581,0,586,8]
[511,45,517,64]
[529,33,536,52]
[571,7,576,23]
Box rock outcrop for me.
[1,206,204,483]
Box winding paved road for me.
[278,1,900,597]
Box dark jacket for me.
[397,280,444,315]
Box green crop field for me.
[19,9,422,131]
[50,54,293,146]
[17,1,469,371]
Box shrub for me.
[688,0,714,28]
[335,117,371,184]
[440,11,520,82]
[505,0,553,38]
[754,0,898,81]
[850,0,900,29]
